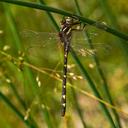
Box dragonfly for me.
[20,17,111,116]
[58,17,86,116]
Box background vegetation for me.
[0,0,128,128]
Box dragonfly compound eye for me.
[65,17,73,25]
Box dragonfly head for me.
[61,17,74,26]
[60,16,84,31]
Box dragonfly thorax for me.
[60,17,74,28]
[59,17,75,44]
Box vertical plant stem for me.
[41,105,55,128]
[98,0,123,127]
[74,0,121,127]
[3,4,39,128]
[0,92,36,128]
[70,48,116,128]
[6,76,39,128]
[70,82,87,128]
[3,4,22,51]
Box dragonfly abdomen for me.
[59,17,76,116]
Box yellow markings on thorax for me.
[62,27,67,32]
[66,28,72,35]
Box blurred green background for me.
[0,0,128,128]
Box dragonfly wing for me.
[71,31,112,58]
[20,29,111,58]
[20,30,62,58]
[20,29,59,45]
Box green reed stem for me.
[3,4,39,128]
[3,4,22,51]
[0,92,36,128]
[0,0,128,40]
[70,48,116,128]
[98,0,124,127]
[74,0,121,128]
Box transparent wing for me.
[20,29,111,58]
[20,30,61,59]
[70,31,112,58]
[20,30,59,46]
